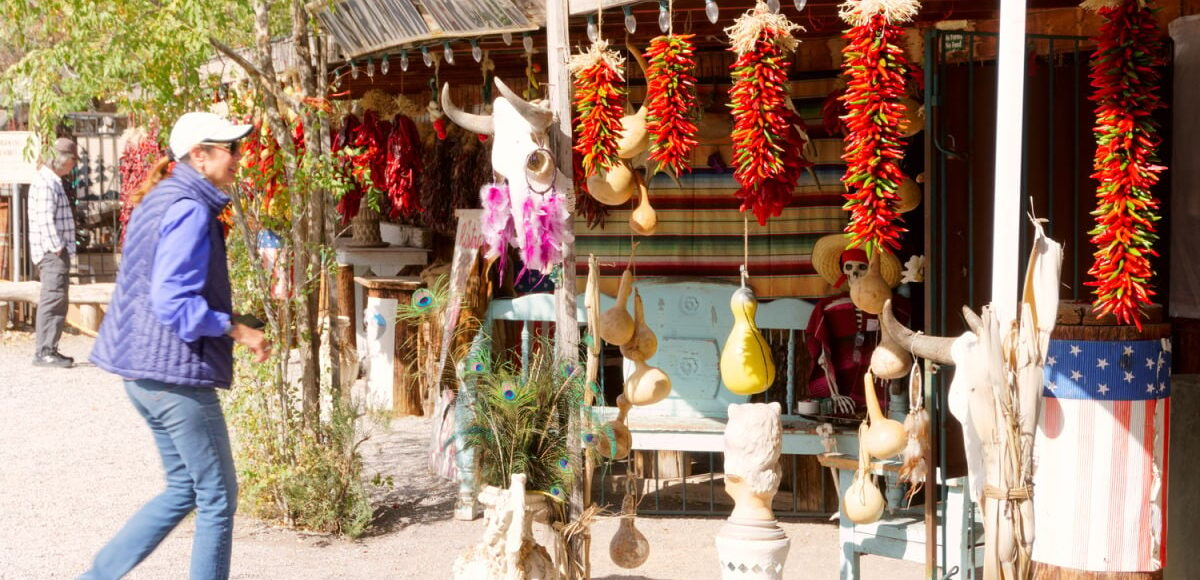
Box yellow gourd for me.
[599,246,638,346]
[619,290,657,362]
[850,252,892,315]
[625,359,672,406]
[862,370,908,459]
[719,284,776,395]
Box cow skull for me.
[442,78,567,252]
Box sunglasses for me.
[203,140,241,157]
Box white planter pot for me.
[715,518,790,579]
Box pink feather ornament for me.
[480,183,515,277]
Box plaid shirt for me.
[29,165,76,259]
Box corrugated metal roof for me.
[311,0,541,60]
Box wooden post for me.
[545,0,585,577]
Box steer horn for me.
[879,300,957,365]
[494,77,555,131]
[441,83,494,135]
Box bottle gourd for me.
[719,283,776,395]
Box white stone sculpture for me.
[452,473,561,580]
[716,402,790,579]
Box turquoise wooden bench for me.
[454,279,860,517]
[820,454,984,579]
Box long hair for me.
[128,156,174,209]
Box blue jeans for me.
[80,379,238,580]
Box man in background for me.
[29,137,79,368]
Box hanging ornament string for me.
[742,213,750,288]
[1082,0,1166,329]
[726,2,808,225]
[837,0,919,256]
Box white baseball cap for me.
[168,112,253,160]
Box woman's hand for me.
[229,323,272,363]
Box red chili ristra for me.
[839,13,910,256]
[1085,0,1167,329]
[573,55,626,177]
[645,34,699,176]
[729,33,807,225]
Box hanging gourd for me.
[599,244,639,346]
[595,395,633,461]
[720,269,776,396]
[620,289,658,362]
[571,38,627,178]
[725,2,808,225]
[861,370,907,459]
[843,423,887,524]
[610,491,650,569]
[587,161,636,206]
[644,33,699,177]
[838,0,919,256]
[849,250,893,315]
[628,172,658,236]
[1083,0,1167,329]
[625,358,673,406]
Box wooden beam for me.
[0,282,115,304]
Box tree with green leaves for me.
[2,0,372,535]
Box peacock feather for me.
[460,335,584,498]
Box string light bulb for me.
[658,0,670,33]
[766,0,780,13]
[381,54,389,75]
[471,39,482,62]
[350,60,359,79]
[794,0,807,9]
[523,32,534,54]
[623,5,637,34]
[422,46,432,68]
[400,50,409,72]
[502,31,513,45]
[705,0,719,24]
[366,57,375,78]
[587,15,598,43]
[443,41,455,65]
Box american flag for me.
[1033,337,1171,572]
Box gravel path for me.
[0,332,921,579]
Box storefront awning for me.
[309,0,542,60]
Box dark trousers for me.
[35,251,70,357]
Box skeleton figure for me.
[805,246,905,414]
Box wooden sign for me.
[434,209,485,387]
[0,132,39,185]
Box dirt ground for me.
[0,332,921,579]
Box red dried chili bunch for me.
[839,12,911,255]
[571,40,626,177]
[1085,0,1167,328]
[384,114,423,219]
[118,125,161,231]
[726,5,805,225]
[645,34,699,176]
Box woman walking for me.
[83,112,270,580]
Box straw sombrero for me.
[812,234,903,289]
[895,175,922,214]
